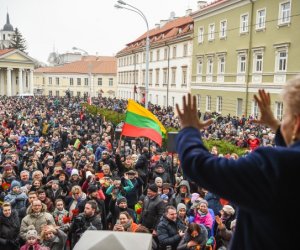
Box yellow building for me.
[34,56,117,97]
[0,48,35,96]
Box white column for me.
[18,68,23,95]
[23,70,27,92]
[0,68,3,95]
[7,68,12,96]
[29,69,34,95]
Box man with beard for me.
[0,202,20,250]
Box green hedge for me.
[83,103,245,155]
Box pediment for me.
[0,49,36,63]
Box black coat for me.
[157,216,187,250]
[0,210,20,250]
[141,194,165,231]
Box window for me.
[70,91,73,97]
[142,70,145,85]
[252,100,259,118]
[220,20,227,38]
[164,48,168,60]
[143,52,146,63]
[150,51,153,62]
[256,9,266,29]
[206,95,211,111]
[98,78,102,86]
[84,78,88,86]
[109,78,113,86]
[171,68,176,84]
[77,92,81,97]
[172,97,175,108]
[182,67,187,85]
[216,96,223,113]
[172,46,177,58]
[149,70,153,85]
[163,69,168,85]
[49,90,52,96]
[197,94,201,109]
[183,44,188,57]
[135,54,139,64]
[208,24,215,41]
[155,69,160,85]
[238,54,246,73]
[198,27,204,43]
[218,56,225,74]
[156,95,158,105]
[77,78,81,85]
[278,1,291,25]
[240,14,249,33]
[55,91,59,96]
[275,50,288,72]
[56,77,59,85]
[70,78,74,86]
[275,102,283,120]
[197,58,203,75]
[207,57,213,75]
[156,49,160,61]
[253,53,263,73]
[48,77,52,85]
[163,96,167,107]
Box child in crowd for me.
[52,199,70,231]
[20,225,49,250]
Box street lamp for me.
[115,0,150,109]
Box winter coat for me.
[141,194,166,230]
[193,211,213,230]
[20,242,49,250]
[157,216,187,250]
[20,203,56,240]
[0,210,20,250]
[42,229,67,250]
[4,190,28,210]
[171,180,192,208]
[177,224,208,250]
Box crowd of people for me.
[0,94,277,250]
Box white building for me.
[116,12,194,108]
[0,13,14,50]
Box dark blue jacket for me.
[176,127,300,250]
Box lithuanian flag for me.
[121,99,166,146]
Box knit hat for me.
[26,225,38,239]
[198,199,208,207]
[155,177,163,184]
[87,185,98,194]
[86,171,93,179]
[162,183,171,189]
[222,205,235,215]
[52,179,59,184]
[191,193,200,203]
[11,180,21,190]
[148,184,158,193]
[191,199,208,209]
[4,164,12,171]
[71,169,79,176]
[160,194,169,201]
[117,197,127,205]
[177,203,187,212]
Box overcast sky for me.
[0,0,210,64]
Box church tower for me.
[0,13,14,49]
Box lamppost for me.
[72,47,92,99]
[115,0,150,109]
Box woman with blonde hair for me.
[40,225,67,250]
[65,185,86,218]
[113,211,138,232]
[175,75,300,249]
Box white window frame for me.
[208,23,215,41]
[218,56,225,74]
[252,100,259,118]
[197,94,201,109]
[207,57,213,75]
[237,54,247,74]
[253,52,263,73]
[198,27,204,44]
[240,13,249,33]
[219,20,227,38]
[256,8,266,30]
[275,49,288,72]
[216,96,223,114]
[278,1,291,25]
[197,57,203,75]
[275,102,283,120]
[206,95,211,111]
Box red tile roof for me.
[117,16,193,55]
[192,0,228,14]
[35,57,116,74]
[0,48,14,56]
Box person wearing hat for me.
[141,184,166,233]
[123,170,143,210]
[177,203,188,226]
[69,168,81,188]
[4,180,28,211]
[151,163,171,184]
[20,225,46,250]
[45,179,65,203]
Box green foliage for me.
[82,103,245,155]
[9,28,27,52]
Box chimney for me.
[169,11,176,20]
[160,19,168,27]
[197,0,207,9]
[155,23,160,29]
[185,9,192,16]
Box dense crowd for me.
[0,95,275,250]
